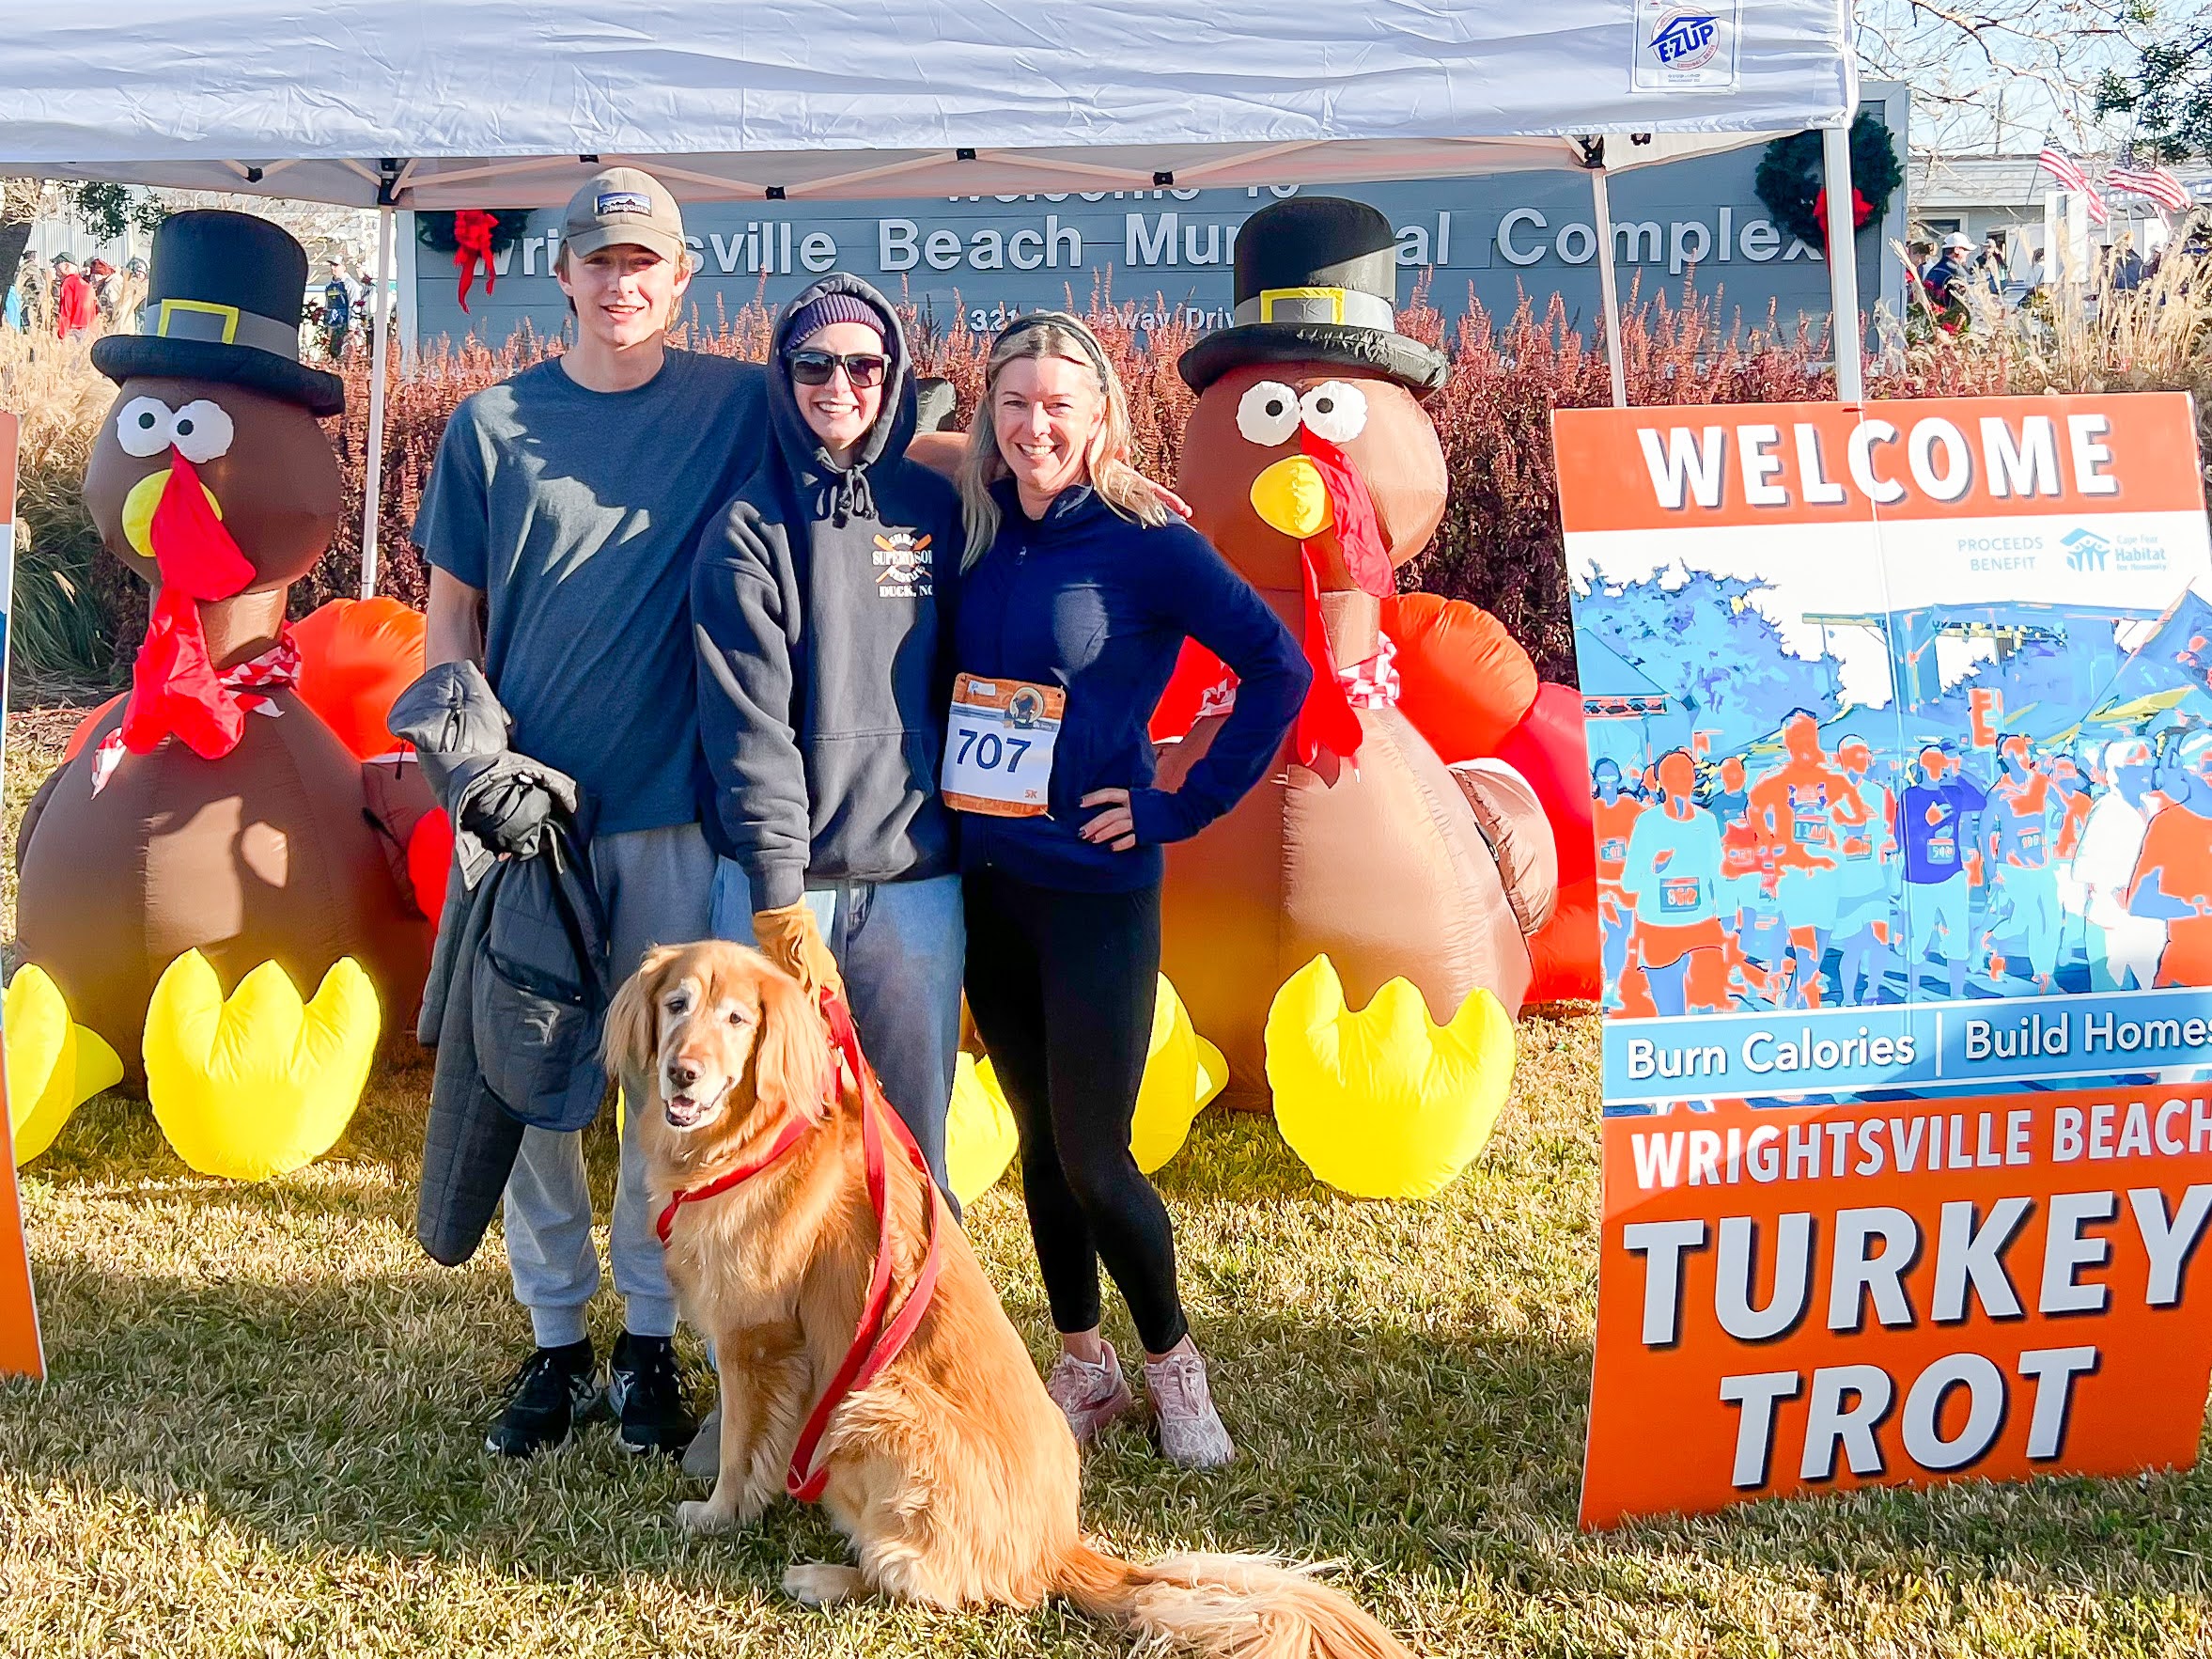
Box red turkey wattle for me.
[98,450,287,788]
[1288,427,1394,769]
[149,450,255,601]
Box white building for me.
[1908,153,2212,275]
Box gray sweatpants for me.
[502,822,717,1348]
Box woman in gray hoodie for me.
[693,274,964,1188]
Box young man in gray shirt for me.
[413,168,764,1460]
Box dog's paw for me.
[783,1562,866,1607]
[675,1498,736,1536]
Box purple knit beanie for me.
[785,291,885,349]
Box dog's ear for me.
[603,944,680,1082]
[750,966,832,1120]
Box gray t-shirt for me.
[413,350,767,833]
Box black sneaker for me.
[484,1340,605,1459]
[609,1332,695,1458]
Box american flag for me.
[2107,160,2193,214]
[2038,145,2108,224]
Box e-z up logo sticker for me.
[1633,0,1737,87]
[1650,11,1721,70]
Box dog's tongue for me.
[150,450,255,602]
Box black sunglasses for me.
[788,348,888,388]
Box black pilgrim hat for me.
[1177,196,1448,399]
[92,210,344,418]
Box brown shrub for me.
[23,260,2212,692]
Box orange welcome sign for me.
[1554,392,2205,533]
[0,410,45,1382]
[1581,1089,2212,1527]
[1557,390,2212,1528]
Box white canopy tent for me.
[4,1,1864,590]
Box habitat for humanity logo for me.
[2064,525,2168,574]
[2064,528,2111,571]
[1649,11,1721,70]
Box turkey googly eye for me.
[1235,380,1301,446]
[169,400,234,464]
[1300,382,1367,444]
[117,396,175,458]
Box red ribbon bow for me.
[1812,186,1875,251]
[454,211,499,313]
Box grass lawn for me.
[5,706,2212,1657]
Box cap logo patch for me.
[595,191,653,217]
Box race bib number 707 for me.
[942,671,1065,818]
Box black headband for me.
[993,311,1111,383]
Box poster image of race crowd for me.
[1558,396,2212,1115]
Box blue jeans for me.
[711,864,963,1197]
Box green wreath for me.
[1752,113,1904,249]
[415,210,530,257]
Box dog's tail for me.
[1054,1541,1412,1659]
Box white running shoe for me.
[1145,1347,1237,1469]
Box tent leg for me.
[361,205,395,601]
[1822,123,1865,402]
[1590,167,1628,408]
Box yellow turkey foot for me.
[1263,955,1518,1199]
[3,965,125,1166]
[143,951,381,1182]
[951,975,1228,1205]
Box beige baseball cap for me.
[562,167,685,263]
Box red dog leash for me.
[652,986,944,1504]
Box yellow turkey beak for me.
[120,467,225,559]
[1249,455,1333,540]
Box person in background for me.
[693,273,965,1193]
[1922,233,1975,308]
[2,277,22,334]
[1982,734,2062,990]
[2079,739,2164,991]
[1621,748,1725,1018]
[414,167,767,1463]
[1704,753,1748,826]
[1900,745,1986,999]
[1830,736,1898,1007]
[52,254,97,339]
[2126,733,2212,985]
[1592,757,1639,1009]
[17,260,44,332]
[322,258,357,360]
[952,311,1306,1468]
[86,258,119,327]
[2111,233,2145,293]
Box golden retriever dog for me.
[610,940,1413,1658]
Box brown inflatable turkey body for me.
[1161,197,1557,1096]
[14,211,428,1077]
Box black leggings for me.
[962,869,1188,1355]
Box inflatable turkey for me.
[1156,196,1596,1099]
[11,211,434,1175]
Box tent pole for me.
[1822,123,1864,402]
[361,204,394,600]
[1589,166,1628,408]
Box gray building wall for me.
[407,87,1910,350]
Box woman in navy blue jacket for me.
[952,313,1308,1467]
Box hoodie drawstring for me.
[820,465,878,528]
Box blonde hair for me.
[958,312,1170,568]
